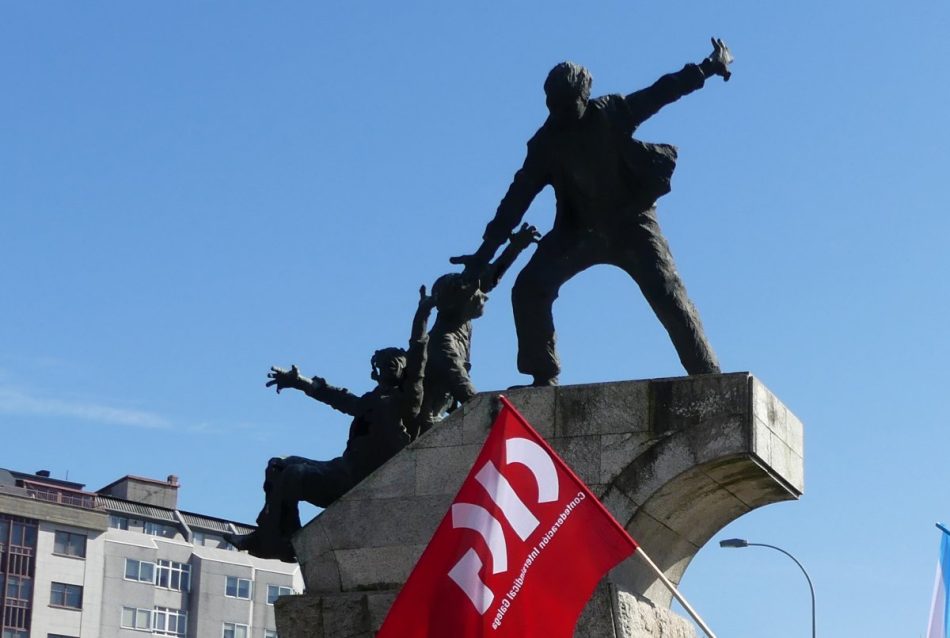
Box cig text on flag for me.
[377,395,638,638]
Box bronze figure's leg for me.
[617,208,720,375]
[227,456,354,562]
[512,232,601,385]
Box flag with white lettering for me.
[377,395,638,638]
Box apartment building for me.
[0,468,301,638]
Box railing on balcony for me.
[21,481,99,510]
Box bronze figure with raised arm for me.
[415,223,540,438]
[225,287,435,561]
[451,39,733,386]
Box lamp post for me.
[719,538,816,638]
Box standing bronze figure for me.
[452,39,733,386]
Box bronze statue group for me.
[225,39,734,561]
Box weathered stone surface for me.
[275,590,397,638]
[343,449,417,501]
[414,444,481,496]
[335,544,429,591]
[279,373,803,637]
[613,589,698,638]
[275,583,698,638]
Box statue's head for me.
[544,61,592,123]
[432,273,487,321]
[371,347,408,386]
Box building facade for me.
[0,469,301,638]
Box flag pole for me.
[498,395,717,638]
[633,546,718,638]
[937,522,950,537]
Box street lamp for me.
[719,538,816,638]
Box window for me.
[49,582,82,609]
[125,558,155,583]
[144,521,176,537]
[264,631,278,638]
[48,634,80,638]
[225,576,251,599]
[121,606,152,631]
[53,531,86,558]
[2,606,29,632]
[266,584,293,604]
[156,560,190,591]
[9,521,37,547]
[4,575,32,601]
[3,631,29,638]
[109,515,129,530]
[193,531,233,549]
[222,623,248,638]
[153,607,187,636]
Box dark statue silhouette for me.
[230,39,735,561]
[451,39,733,386]
[225,288,434,560]
[415,223,540,438]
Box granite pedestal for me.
[275,373,804,637]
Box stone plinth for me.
[277,373,803,637]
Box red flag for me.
[377,395,638,638]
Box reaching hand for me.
[418,284,436,313]
[266,365,304,393]
[449,252,483,268]
[510,223,542,249]
[702,37,734,81]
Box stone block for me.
[601,432,654,485]
[292,517,333,572]
[649,373,749,433]
[550,435,602,487]
[336,544,428,591]
[752,377,787,438]
[557,380,651,436]
[690,413,746,461]
[574,580,617,638]
[415,444,480,496]
[505,385,557,437]
[318,495,450,550]
[786,406,805,457]
[461,392,496,444]
[343,449,416,501]
[275,594,325,638]
[599,486,639,529]
[752,417,774,468]
[275,590,399,638]
[412,414,464,448]
[613,589,698,638]
[281,373,804,636]
[320,592,373,637]
[300,552,342,594]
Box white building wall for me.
[0,476,302,638]
[30,520,107,638]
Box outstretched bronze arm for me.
[624,37,734,129]
[402,286,435,438]
[478,223,541,293]
[450,140,549,276]
[266,365,362,416]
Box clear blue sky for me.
[3,2,949,636]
